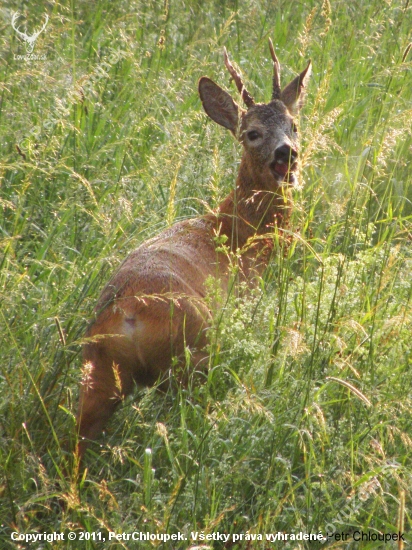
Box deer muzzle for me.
[270,144,298,183]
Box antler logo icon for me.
[11,12,49,53]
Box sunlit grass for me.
[0,0,411,547]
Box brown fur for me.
[76,44,311,460]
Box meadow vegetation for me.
[0,0,411,547]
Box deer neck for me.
[214,156,291,252]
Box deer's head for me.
[11,12,49,53]
[199,40,311,190]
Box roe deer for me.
[77,40,311,460]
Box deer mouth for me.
[270,159,298,184]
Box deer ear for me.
[198,77,242,136]
[281,61,312,115]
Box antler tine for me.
[11,12,28,39]
[36,14,49,36]
[223,47,255,108]
[268,38,281,100]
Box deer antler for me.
[33,14,49,40]
[268,38,281,100]
[223,48,255,108]
[11,12,49,53]
[11,13,29,40]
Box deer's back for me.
[95,216,225,314]
[84,216,227,385]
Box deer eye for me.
[292,122,298,133]
[247,130,261,141]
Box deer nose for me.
[274,144,298,164]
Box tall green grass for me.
[0,0,411,547]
